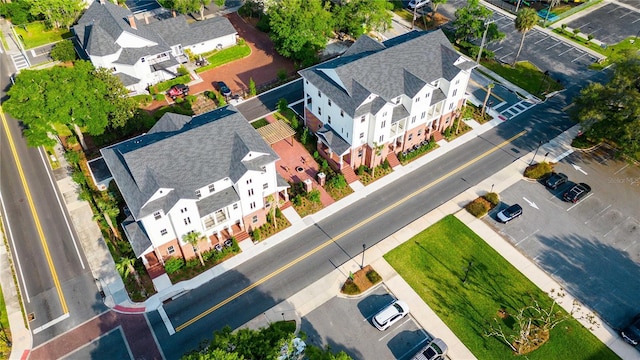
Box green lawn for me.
[14,22,72,49]
[195,43,251,73]
[384,215,619,360]
[0,287,12,358]
[480,60,564,98]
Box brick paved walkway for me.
[30,311,161,360]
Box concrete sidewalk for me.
[240,123,637,359]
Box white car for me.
[411,338,448,360]
[408,0,430,10]
[372,300,409,331]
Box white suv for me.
[372,300,409,331]
[408,0,430,10]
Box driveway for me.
[300,285,430,360]
[190,13,297,97]
[485,145,640,329]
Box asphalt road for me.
[145,79,590,358]
[235,78,304,121]
[0,51,106,346]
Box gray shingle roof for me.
[115,72,140,86]
[101,106,279,220]
[317,125,350,155]
[122,215,152,257]
[148,16,237,49]
[299,30,474,118]
[196,187,240,216]
[392,105,409,124]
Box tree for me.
[4,61,135,149]
[430,0,447,21]
[485,289,599,355]
[268,0,333,66]
[481,83,494,117]
[370,142,384,178]
[116,256,144,291]
[183,231,205,266]
[513,7,538,66]
[50,39,77,62]
[572,51,640,158]
[452,0,493,44]
[26,0,84,30]
[0,0,35,26]
[332,0,392,38]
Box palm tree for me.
[481,83,495,117]
[370,142,385,178]
[183,231,205,266]
[116,256,143,290]
[513,8,538,66]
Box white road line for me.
[378,318,412,342]
[584,204,611,224]
[0,191,31,302]
[546,42,562,50]
[566,193,595,211]
[632,18,640,24]
[614,163,630,174]
[516,229,539,246]
[572,53,588,63]
[622,239,638,251]
[559,48,574,56]
[39,147,85,269]
[60,326,134,360]
[493,46,503,52]
[33,312,70,334]
[158,305,176,335]
[535,37,547,44]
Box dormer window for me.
[394,96,401,104]
[154,211,161,220]
[209,184,215,192]
[195,190,201,198]
[328,99,332,106]
[141,58,145,63]
[318,90,321,97]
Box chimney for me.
[128,15,136,30]
[144,14,149,25]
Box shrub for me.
[382,159,390,170]
[561,24,567,30]
[249,77,256,96]
[466,198,489,218]
[64,150,81,166]
[186,258,200,268]
[50,40,76,61]
[205,90,216,100]
[275,207,282,218]
[290,116,299,130]
[321,159,328,170]
[328,174,347,190]
[185,95,197,104]
[277,98,288,113]
[184,48,196,62]
[308,189,321,203]
[357,165,369,176]
[252,228,262,241]
[216,92,227,106]
[341,279,360,295]
[175,97,184,104]
[313,151,319,160]
[292,194,303,206]
[483,192,500,206]
[132,94,153,106]
[256,14,271,32]
[572,28,580,38]
[572,133,597,149]
[150,74,191,93]
[524,162,552,179]
[153,94,165,101]
[277,69,287,81]
[177,65,189,76]
[300,127,309,145]
[165,257,185,274]
[366,270,382,284]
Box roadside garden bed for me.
[249,208,291,242]
[357,162,393,185]
[341,265,382,295]
[166,240,241,283]
[384,215,618,359]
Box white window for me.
[167,246,175,255]
[421,111,426,119]
[340,110,344,117]
[252,215,258,223]
[318,107,322,115]
[381,121,386,128]
[359,132,364,139]
[161,229,167,235]
[184,217,191,225]
[452,89,458,97]
[154,211,161,220]
[394,96,401,104]
[246,179,252,184]
[360,116,365,123]
[411,116,416,124]
[379,135,384,143]
[408,134,413,141]
[250,202,256,209]
[195,190,201,198]
[358,149,363,157]
[328,99,332,106]
[382,112,387,117]
[248,189,254,196]
[328,116,331,124]
[456,79,460,85]
[263,183,268,189]
[449,103,454,110]
[233,203,238,210]
[209,184,215,192]
[416,97,420,102]
[418,130,422,136]
[318,90,321,97]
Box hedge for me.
[149,74,191,94]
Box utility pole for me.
[477,20,495,64]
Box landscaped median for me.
[384,215,618,359]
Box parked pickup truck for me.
[167,84,189,99]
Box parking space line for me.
[559,48,574,56]
[622,239,638,251]
[516,229,539,246]
[566,193,595,211]
[546,42,562,50]
[613,164,629,175]
[377,318,413,342]
[534,37,547,44]
[584,204,611,224]
[572,53,588,63]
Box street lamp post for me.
[477,19,496,64]
[530,141,543,165]
[361,244,366,269]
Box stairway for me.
[386,152,401,168]
[431,130,444,142]
[340,165,360,184]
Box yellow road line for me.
[175,130,527,332]
[0,105,68,313]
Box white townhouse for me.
[299,30,476,174]
[101,106,289,274]
[73,0,237,94]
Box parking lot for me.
[486,13,600,86]
[300,285,432,360]
[485,145,640,329]
[565,2,640,46]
